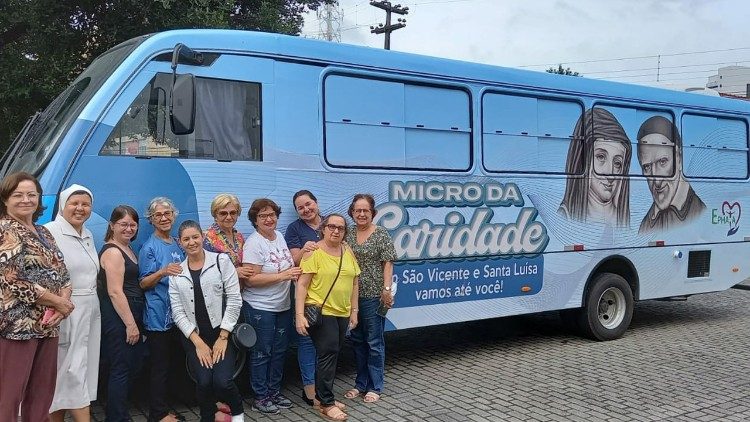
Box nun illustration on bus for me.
[559,109,705,233]
[558,108,632,227]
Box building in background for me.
[706,66,750,98]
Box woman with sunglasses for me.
[296,213,360,421]
[203,194,254,282]
[202,195,254,417]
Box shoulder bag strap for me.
[218,253,227,318]
[320,245,344,307]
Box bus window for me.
[324,74,471,171]
[2,37,144,176]
[101,73,262,161]
[482,93,583,174]
[593,105,674,177]
[681,114,748,179]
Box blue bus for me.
[3,29,749,340]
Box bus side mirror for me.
[170,73,195,135]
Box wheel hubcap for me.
[597,287,626,329]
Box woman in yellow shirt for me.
[295,213,360,421]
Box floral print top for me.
[203,223,245,267]
[0,216,71,340]
[345,225,397,299]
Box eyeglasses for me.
[353,208,372,214]
[258,212,277,221]
[217,210,238,218]
[9,192,39,201]
[116,222,138,230]
[325,224,346,232]
[151,211,174,220]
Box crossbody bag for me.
[303,245,344,327]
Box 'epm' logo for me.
[712,201,741,236]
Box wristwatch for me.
[219,334,229,340]
[383,286,391,292]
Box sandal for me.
[216,402,231,414]
[363,392,380,403]
[213,411,232,422]
[320,404,348,421]
[343,388,362,399]
[314,399,346,410]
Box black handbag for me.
[303,245,344,327]
[230,321,256,349]
[218,253,256,348]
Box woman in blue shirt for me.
[138,197,185,422]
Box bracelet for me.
[219,335,229,340]
[37,288,49,301]
[351,308,359,312]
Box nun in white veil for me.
[44,184,101,422]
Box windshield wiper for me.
[0,111,41,176]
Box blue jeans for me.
[296,329,317,386]
[243,302,291,399]
[290,287,316,386]
[350,297,385,393]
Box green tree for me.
[0,0,333,155]
[546,64,581,77]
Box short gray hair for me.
[146,196,179,220]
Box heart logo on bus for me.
[721,201,741,236]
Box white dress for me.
[45,217,101,412]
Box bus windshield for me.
[0,35,148,176]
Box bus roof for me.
[125,29,750,116]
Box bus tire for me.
[578,272,633,341]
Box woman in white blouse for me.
[45,184,101,422]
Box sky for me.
[301,0,750,93]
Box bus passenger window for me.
[681,114,748,179]
[324,74,471,171]
[101,73,262,161]
[482,94,583,174]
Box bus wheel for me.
[578,272,633,341]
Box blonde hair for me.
[210,193,242,219]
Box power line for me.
[518,46,750,69]
[580,60,750,77]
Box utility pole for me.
[369,1,408,50]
